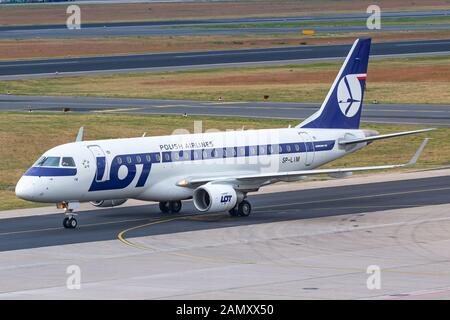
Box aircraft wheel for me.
[159,201,170,213]
[238,200,251,217]
[63,217,70,228]
[169,201,182,213]
[63,217,78,229]
[228,207,239,217]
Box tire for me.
[63,217,77,229]
[238,200,251,217]
[229,207,239,217]
[159,201,170,213]
[169,201,182,213]
[63,217,70,228]
[68,218,78,229]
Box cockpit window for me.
[61,157,76,167]
[34,156,61,167]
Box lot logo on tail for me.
[337,74,366,117]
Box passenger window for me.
[259,146,266,155]
[61,157,76,167]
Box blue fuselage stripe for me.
[24,167,77,177]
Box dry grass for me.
[1,1,449,26]
[0,112,447,211]
[1,30,450,60]
[1,55,449,104]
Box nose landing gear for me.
[57,201,80,229]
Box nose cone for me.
[15,176,35,201]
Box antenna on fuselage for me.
[76,127,84,142]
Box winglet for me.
[75,127,84,142]
[407,138,430,166]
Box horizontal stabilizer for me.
[339,128,435,145]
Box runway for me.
[0,169,449,299]
[2,95,449,126]
[1,10,448,39]
[1,39,449,78]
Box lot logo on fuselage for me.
[337,74,363,117]
[89,153,156,192]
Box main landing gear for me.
[229,199,252,217]
[159,200,182,214]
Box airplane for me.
[15,38,434,229]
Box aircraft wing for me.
[339,128,434,145]
[178,138,429,188]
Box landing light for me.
[177,179,189,187]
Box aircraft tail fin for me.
[298,38,371,129]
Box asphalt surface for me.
[1,95,449,126]
[0,175,449,252]
[1,10,449,39]
[0,39,449,78]
[4,24,449,40]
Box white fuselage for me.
[15,127,367,203]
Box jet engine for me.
[193,184,237,213]
[90,199,127,208]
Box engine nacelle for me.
[193,184,237,213]
[90,199,127,208]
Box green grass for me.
[0,112,448,211]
